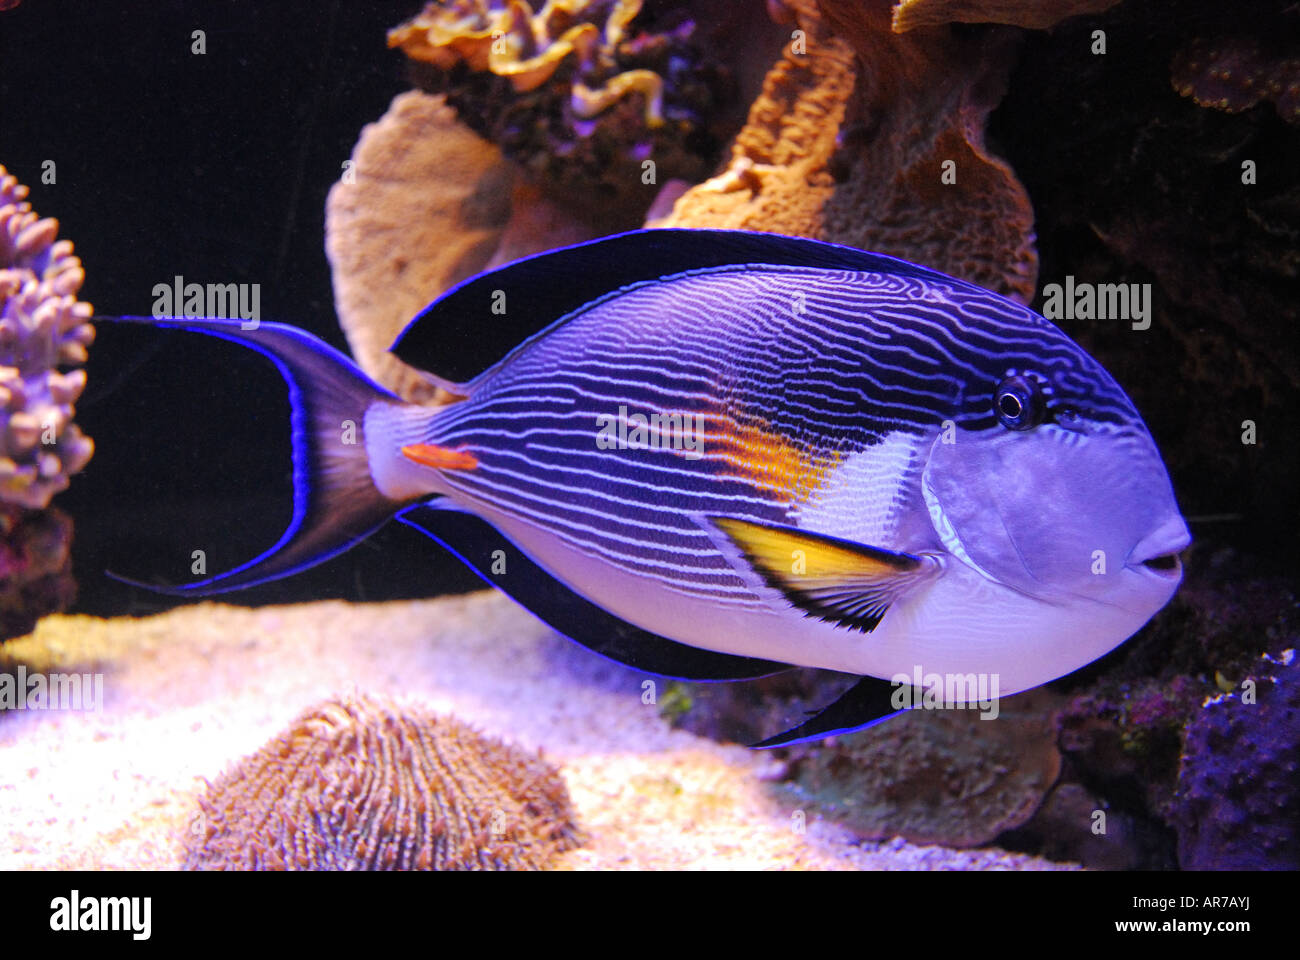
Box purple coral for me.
[1171,655,1300,870]
[0,165,94,510]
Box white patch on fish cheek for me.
[790,432,921,546]
[980,426,1174,607]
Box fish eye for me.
[994,375,1044,431]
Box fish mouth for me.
[1138,552,1182,579]
[1127,517,1191,580]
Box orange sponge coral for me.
[659,0,1038,302]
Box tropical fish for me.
[110,230,1189,746]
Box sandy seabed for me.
[0,590,1074,870]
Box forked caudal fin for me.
[102,316,419,595]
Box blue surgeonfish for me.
[110,230,1189,746]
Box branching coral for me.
[0,166,93,510]
[389,0,733,220]
[184,693,582,870]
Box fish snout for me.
[1126,515,1191,580]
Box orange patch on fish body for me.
[701,409,840,503]
[401,443,479,471]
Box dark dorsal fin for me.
[397,503,794,682]
[391,228,953,385]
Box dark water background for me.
[1,1,497,614]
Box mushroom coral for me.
[184,693,583,870]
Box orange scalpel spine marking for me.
[401,443,479,471]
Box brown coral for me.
[890,0,1121,33]
[325,91,598,402]
[390,0,656,103]
[184,694,582,870]
[325,92,516,402]
[390,0,640,96]
[656,2,856,244]
[0,165,94,509]
[778,688,1064,847]
[660,0,1038,302]
[0,504,75,640]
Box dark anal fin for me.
[754,676,905,748]
[708,517,939,633]
[399,504,794,682]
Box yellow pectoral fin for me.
[709,516,938,634]
[401,443,479,471]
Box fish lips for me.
[1125,515,1191,581]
